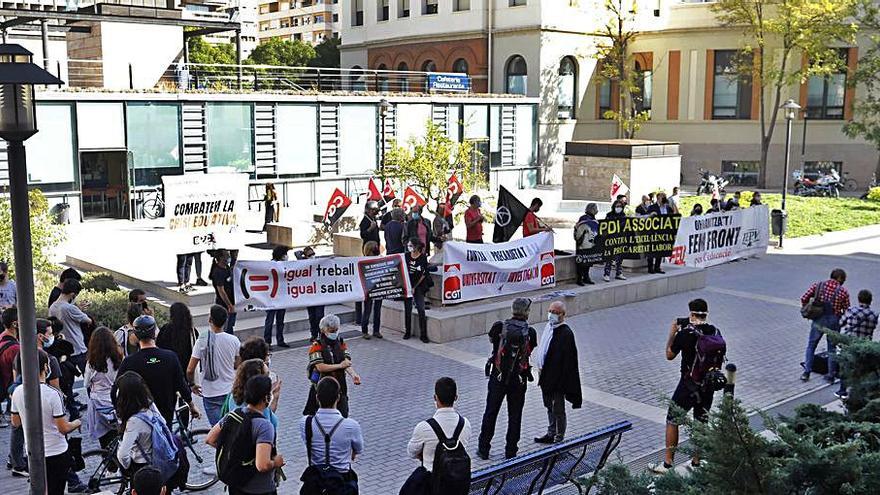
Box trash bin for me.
[771,209,787,236]
[49,203,70,225]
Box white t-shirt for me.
[11,382,69,456]
[191,330,239,398]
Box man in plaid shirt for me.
[800,269,850,382]
[836,290,877,399]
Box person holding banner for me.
[602,201,627,283]
[361,241,384,340]
[522,198,553,238]
[404,240,436,343]
[646,193,673,274]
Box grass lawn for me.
[678,193,880,238]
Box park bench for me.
[468,420,632,495]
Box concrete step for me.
[196,305,357,344]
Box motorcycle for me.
[793,169,841,198]
[696,168,729,196]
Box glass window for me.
[515,105,535,166]
[598,79,612,118]
[721,160,759,187]
[378,0,389,21]
[635,60,652,113]
[454,0,470,11]
[712,50,751,119]
[352,0,364,26]
[557,57,577,119]
[77,103,125,149]
[463,105,488,139]
[423,0,438,15]
[505,55,527,95]
[396,104,432,146]
[339,105,377,175]
[509,0,526,6]
[421,60,437,72]
[126,102,181,186]
[452,58,469,74]
[446,105,461,142]
[806,49,848,120]
[22,103,76,185]
[276,105,318,176]
[803,161,843,181]
[206,103,253,172]
[398,0,410,17]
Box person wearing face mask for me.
[403,204,434,258]
[635,195,653,216]
[602,200,627,283]
[646,193,673,274]
[574,203,600,286]
[690,203,704,216]
[403,240,437,343]
[0,262,16,310]
[210,249,237,334]
[533,301,581,445]
[303,315,361,418]
[49,278,93,375]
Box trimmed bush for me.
[80,272,120,293]
[76,289,169,330]
[868,186,880,202]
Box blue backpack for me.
[134,411,180,482]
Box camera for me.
[676,317,690,329]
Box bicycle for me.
[81,400,218,493]
[142,188,165,220]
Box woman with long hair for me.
[157,302,199,371]
[221,358,281,428]
[115,371,162,473]
[84,327,123,447]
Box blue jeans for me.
[9,423,25,470]
[803,314,839,377]
[203,395,227,426]
[225,312,237,335]
[263,309,286,345]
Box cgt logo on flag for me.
[539,251,555,286]
[669,245,686,265]
[238,267,280,300]
[610,174,630,200]
[443,264,462,301]
[402,186,426,213]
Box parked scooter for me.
[696,168,729,195]
[793,169,842,197]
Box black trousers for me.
[46,448,72,495]
[647,255,662,273]
[575,261,592,283]
[478,376,527,457]
[403,291,427,338]
[361,297,382,335]
[307,306,325,340]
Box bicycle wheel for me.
[82,448,127,495]
[844,178,858,192]
[182,428,220,491]
[142,198,163,219]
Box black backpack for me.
[427,416,470,495]
[300,415,358,495]
[492,321,532,384]
[215,407,263,487]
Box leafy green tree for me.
[384,121,485,212]
[310,36,341,69]
[246,37,316,67]
[711,0,859,187]
[187,36,237,65]
[844,0,880,180]
[0,189,65,277]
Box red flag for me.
[367,177,382,202]
[402,186,427,213]
[382,178,395,203]
[610,174,629,200]
[323,188,352,227]
[445,172,463,210]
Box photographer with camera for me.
[649,298,727,474]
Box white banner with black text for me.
[162,173,249,253]
[668,205,770,268]
[442,232,556,305]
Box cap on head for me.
[133,315,158,341]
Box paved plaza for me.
[1,226,879,494]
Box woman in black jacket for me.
[403,240,436,343]
[156,302,198,372]
[603,200,627,282]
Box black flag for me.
[493,185,529,243]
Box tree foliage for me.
[592,0,650,139]
[710,0,858,187]
[247,37,316,67]
[0,189,65,277]
[843,0,880,178]
[384,121,485,213]
[310,36,341,69]
[187,36,237,65]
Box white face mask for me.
[548,313,560,325]
[614,207,623,214]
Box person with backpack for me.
[84,327,123,449]
[799,268,850,382]
[649,298,727,474]
[116,303,146,358]
[304,315,361,418]
[533,301,582,445]
[299,376,364,495]
[477,298,538,460]
[573,203,600,286]
[208,375,285,495]
[187,305,242,426]
[401,377,471,495]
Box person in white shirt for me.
[0,262,16,310]
[187,305,241,426]
[407,377,472,472]
[11,349,82,495]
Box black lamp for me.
[0,44,63,141]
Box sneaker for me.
[362,333,371,340]
[615,274,627,281]
[403,333,411,340]
[656,269,666,274]
[195,278,209,286]
[67,482,89,493]
[178,285,187,294]
[648,462,672,474]
[834,390,848,400]
[373,333,383,339]
[603,275,611,282]
[420,336,430,344]
[800,372,810,382]
[11,466,28,478]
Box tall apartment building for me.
[341,0,876,188]
[257,0,339,45]
[182,0,259,57]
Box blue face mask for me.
[43,335,54,348]
[326,332,339,340]
[412,212,421,220]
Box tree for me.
[246,37,316,67]
[383,121,485,212]
[310,37,341,69]
[187,36,236,65]
[711,0,858,187]
[843,1,880,180]
[591,0,651,139]
[0,189,65,278]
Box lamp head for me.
[0,44,64,141]
[781,99,801,121]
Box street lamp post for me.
[378,98,391,180]
[779,99,801,249]
[0,44,64,495]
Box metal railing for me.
[468,421,632,495]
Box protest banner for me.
[162,173,248,253]
[442,232,555,305]
[669,205,769,268]
[234,254,412,311]
[578,214,681,260]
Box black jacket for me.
[648,203,673,216]
[538,324,583,408]
[359,215,380,246]
[403,218,434,257]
